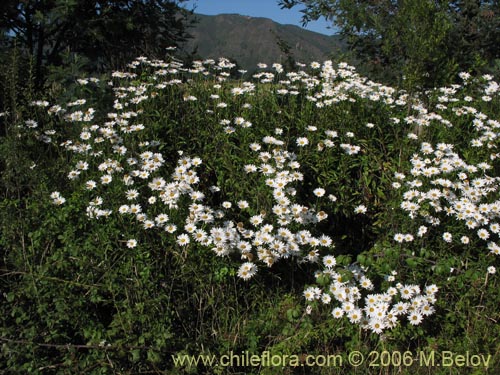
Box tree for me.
[270,29,296,71]
[449,0,500,70]
[279,0,500,89]
[0,0,193,89]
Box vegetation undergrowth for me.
[1,55,499,374]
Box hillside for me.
[3,55,499,373]
[182,13,344,70]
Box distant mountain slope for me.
[182,13,344,70]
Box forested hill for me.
[182,13,344,70]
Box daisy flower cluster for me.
[239,135,335,268]
[278,60,400,109]
[305,264,438,333]
[399,142,500,254]
[25,55,499,334]
[49,191,66,205]
[38,56,338,281]
[396,75,500,260]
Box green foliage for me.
[279,0,500,89]
[0,0,193,88]
[1,55,500,375]
[381,0,456,90]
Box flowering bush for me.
[3,54,499,372]
[24,56,499,332]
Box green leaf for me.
[6,292,15,303]
[131,349,141,362]
[147,350,160,363]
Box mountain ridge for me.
[182,13,344,70]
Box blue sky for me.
[182,0,337,35]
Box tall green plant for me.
[0,0,193,89]
[279,0,500,88]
